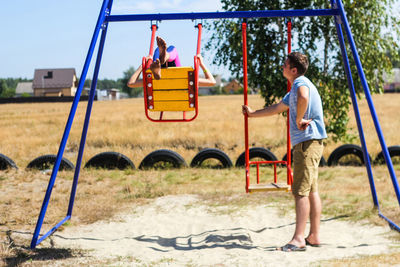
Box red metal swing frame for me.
[242,19,293,193]
[142,23,203,122]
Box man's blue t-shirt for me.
[282,76,327,146]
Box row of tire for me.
[1,144,399,171]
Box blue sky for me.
[2,1,398,80]
[1,0,225,80]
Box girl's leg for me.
[152,37,181,67]
[154,37,169,65]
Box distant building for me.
[383,68,400,92]
[15,82,33,96]
[32,68,77,97]
[96,88,128,101]
[198,74,223,95]
[223,79,242,94]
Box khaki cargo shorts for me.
[292,139,324,197]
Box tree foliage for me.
[79,66,142,97]
[119,66,143,97]
[206,0,400,141]
[0,78,31,98]
[80,78,121,90]
[388,48,400,68]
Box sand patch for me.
[39,194,400,266]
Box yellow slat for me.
[151,101,195,111]
[145,66,193,79]
[248,183,290,193]
[153,90,189,101]
[153,78,188,90]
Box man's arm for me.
[296,85,312,130]
[242,101,288,117]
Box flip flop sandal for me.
[305,239,321,247]
[278,243,307,252]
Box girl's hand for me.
[196,54,204,65]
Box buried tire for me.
[139,149,187,170]
[84,152,135,170]
[235,147,278,167]
[26,154,74,171]
[327,144,370,166]
[374,145,400,165]
[0,153,18,170]
[282,150,327,167]
[190,148,233,169]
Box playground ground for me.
[1,166,399,266]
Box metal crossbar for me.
[105,9,339,22]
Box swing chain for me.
[150,20,159,30]
[194,19,203,27]
[284,17,292,25]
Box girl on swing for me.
[127,36,216,88]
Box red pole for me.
[242,21,250,193]
[192,23,202,122]
[143,24,157,121]
[196,23,202,55]
[193,23,203,121]
[149,24,157,56]
[286,20,293,186]
[257,164,260,184]
[146,24,157,69]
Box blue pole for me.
[36,215,70,245]
[67,0,113,217]
[330,0,379,207]
[336,0,400,206]
[379,213,400,232]
[30,0,111,249]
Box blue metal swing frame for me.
[30,0,400,249]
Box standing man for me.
[242,52,327,252]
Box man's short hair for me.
[287,52,309,75]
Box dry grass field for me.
[1,94,400,168]
[0,93,400,265]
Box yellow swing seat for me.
[144,67,196,112]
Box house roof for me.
[32,68,76,89]
[15,82,33,94]
[223,79,243,89]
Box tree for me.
[78,77,122,91]
[0,80,15,97]
[206,0,400,141]
[387,48,400,68]
[97,78,120,90]
[0,78,31,98]
[0,80,8,96]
